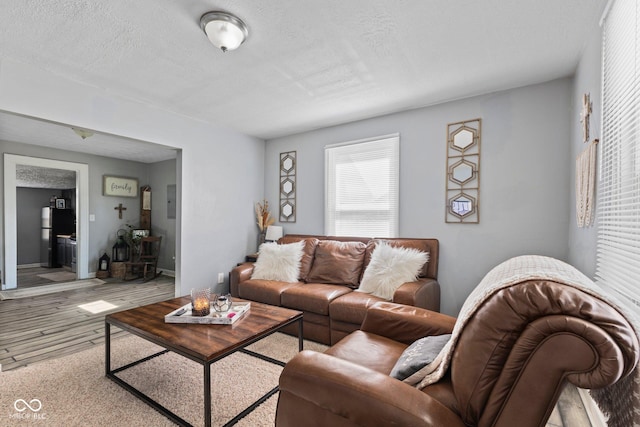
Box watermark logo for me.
[14,399,42,412]
[9,399,47,421]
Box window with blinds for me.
[596,0,640,306]
[325,134,399,237]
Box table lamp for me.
[265,225,283,242]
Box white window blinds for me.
[596,0,640,306]
[325,134,399,237]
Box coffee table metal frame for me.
[105,298,303,427]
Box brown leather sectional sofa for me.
[276,283,640,427]
[230,234,440,345]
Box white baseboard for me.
[17,263,41,269]
[160,269,175,277]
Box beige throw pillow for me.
[251,241,304,282]
[357,242,429,300]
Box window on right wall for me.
[596,0,640,306]
[325,134,399,238]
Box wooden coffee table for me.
[105,297,303,427]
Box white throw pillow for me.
[250,241,304,282]
[357,242,429,300]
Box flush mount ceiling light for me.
[200,11,248,52]
[71,127,94,140]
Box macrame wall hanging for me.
[576,139,598,228]
[576,92,597,228]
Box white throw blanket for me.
[416,255,640,427]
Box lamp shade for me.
[200,11,248,52]
[265,225,283,242]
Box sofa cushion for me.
[306,240,367,287]
[329,291,385,325]
[251,241,304,282]
[325,330,407,375]
[357,242,429,300]
[390,334,452,382]
[281,284,352,315]
[278,236,319,281]
[365,239,431,278]
[238,279,302,306]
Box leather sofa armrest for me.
[277,351,466,427]
[393,278,441,312]
[361,302,456,345]
[230,263,254,297]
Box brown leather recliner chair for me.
[276,280,639,427]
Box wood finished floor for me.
[0,273,175,371]
[16,265,73,288]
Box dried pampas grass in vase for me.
[255,199,275,249]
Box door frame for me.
[3,154,89,289]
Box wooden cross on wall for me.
[114,203,127,219]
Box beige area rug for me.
[36,271,78,282]
[0,332,328,426]
[0,279,106,300]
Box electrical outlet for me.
[217,272,224,284]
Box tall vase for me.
[257,230,266,251]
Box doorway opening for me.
[3,154,89,290]
[17,167,78,288]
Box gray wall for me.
[567,26,602,278]
[265,78,572,316]
[0,58,265,296]
[148,159,177,272]
[2,140,155,273]
[16,188,57,265]
[7,144,179,274]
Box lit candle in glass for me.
[190,288,211,316]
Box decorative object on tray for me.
[190,288,211,316]
[165,301,251,325]
[212,293,232,312]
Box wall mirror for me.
[279,151,296,222]
[446,119,481,223]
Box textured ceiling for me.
[0,0,606,161]
[16,165,76,189]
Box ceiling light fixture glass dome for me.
[200,11,248,52]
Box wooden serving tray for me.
[164,302,251,325]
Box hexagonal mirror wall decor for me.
[449,159,476,185]
[279,151,296,222]
[281,201,295,220]
[281,178,295,196]
[451,127,477,152]
[449,193,476,218]
[281,154,295,174]
[446,119,481,223]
